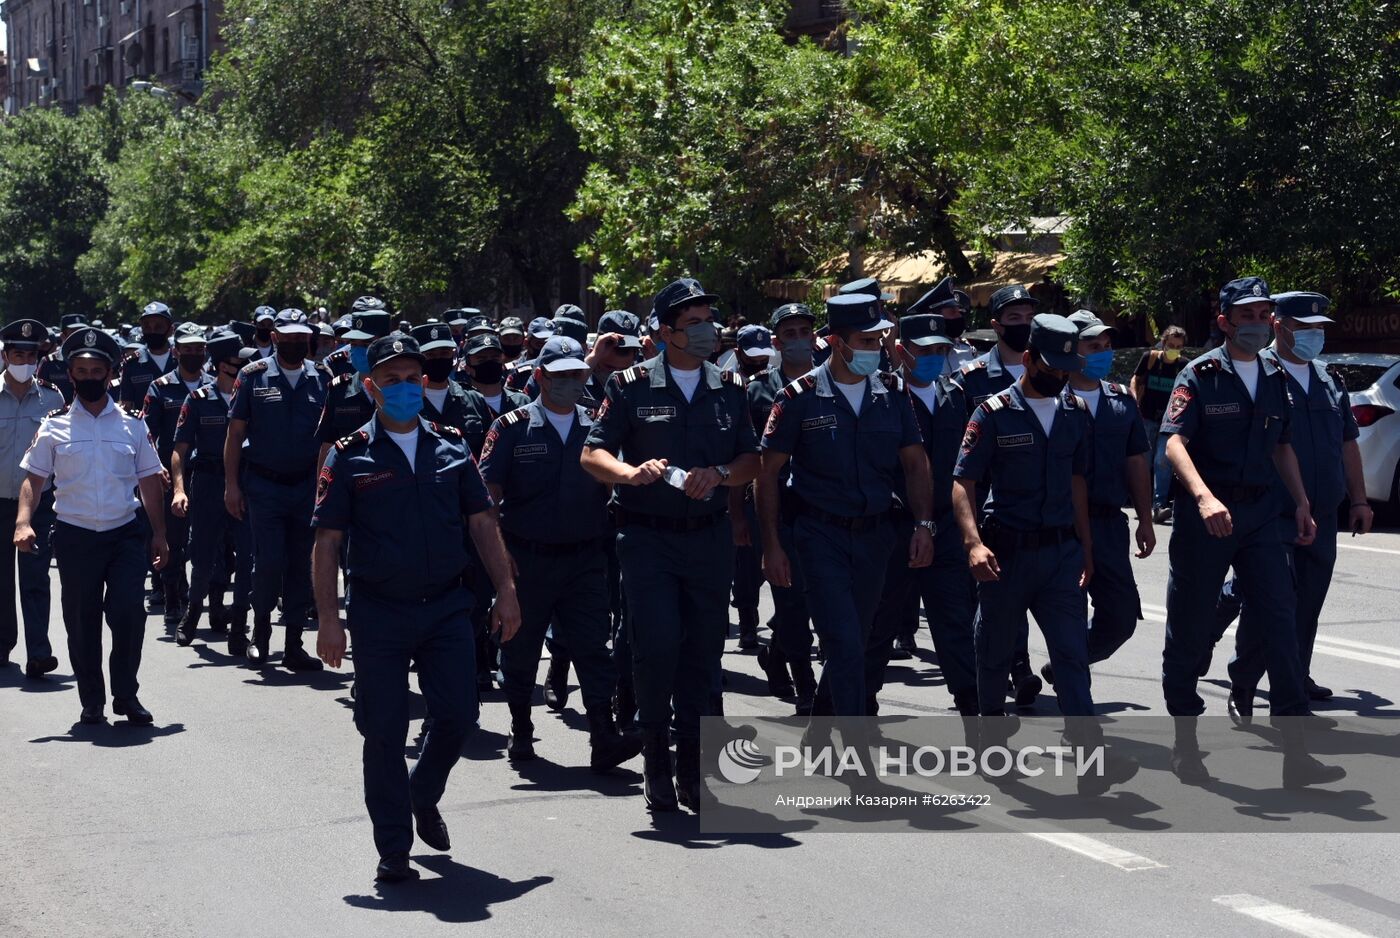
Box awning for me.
[120,29,143,44]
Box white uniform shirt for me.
[0,378,65,499]
[21,399,163,532]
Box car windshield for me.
[1324,363,1388,393]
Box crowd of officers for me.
[0,273,1374,881]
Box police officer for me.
[141,323,214,630]
[458,333,530,456]
[582,277,760,813]
[479,336,643,770]
[1159,277,1342,788]
[37,313,87,402]
[116,302,178,408]
[501,318,555,390]
[250,307,277,359]
[727,324,778,651]
[171,332,252,649]
[224,309,327,671]
[311,332,521,884]
[865,312,979,716]
[758,293,933,720]
[323,297,390,378]
[412,322,478,431]
[499,317,527,363]
[904,278,967,378]
[1212,292,1372,709]
[583,310,644,413]
[0,319,65,676]
[316,310,393,471]
[16,328,168,725]
[1034,310,1154,686]
[945,289,979,372]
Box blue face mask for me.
[1289,327,1324,361]
[846,347,882,377]
[1081,349,1114,381]
[349,346,370,375]
[374,380,423,423]
[910,353,946,384]
[654,340,666,355]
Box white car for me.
[1321,352,1400,508]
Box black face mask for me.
[255,327,272,343]
[276,342,308,366]
[145,333,170,353]
[219,365,242,381]
[944,318,967,340]
[472,360,505,385]
[1027,367,1068,398]
[178,353,205,374]
[999,323,1031,352]
[501,342,524,362]
[74,378,108,403]
[423,358,455,383]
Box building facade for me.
[2,0,224,114]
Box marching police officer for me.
[582,277,760,813]
[312,332,521,883]
[171,332,252,649]
[1158,277,1342,788]
[479,336,643,770]
[412,322,478,431]
[249,307,278,360]
[16,327,168,726]
[499,317,527,364]
[758,293,933,720]
[322,297,390,378]
[224,309,327,671]
[316,310,393,471]
[458,333,531,457]
[0,319,65,676]
[115,302,178,408]
[501,318,555,391]
[37,313,87,402]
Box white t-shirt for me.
[835,379,865,416]
[670,365,701,402]
[149,351,171,372]
[424,386,449,413]
[908,381,939,415]
[482,392,504,413]
[386,427,418,468]
[1005,362,1026,381]
[1280,358,1311,394]
[544,407,575,441]
[1025,395,1058,436]
[219,390,233,407]
[184,378,203,393]
[284,366,303,389]
[1233,356,1259,400]
[1074,386,1101,419]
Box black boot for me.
[544,654,570,712]
[614,680,637,732]
[207,588,229,635]
[176,598,203,647]
[227,609,249,657]
[758,644,794,698]
[737,608,759,651]
[674,738,707,812]
[247,615,272,664]
[507,702,536,762]
[1171,716,1211,785]
[1277,717,1346,789]
[641,727,678,812]
[587,705,643,772]
[790,658,817,717]
[282,625,323,672]
[163,579,183,629]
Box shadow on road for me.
[30,721,187,747]
[342,854,552,922]
[0,667,75,693]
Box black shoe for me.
[24,656,58,678]
[248,619,271,664]
[1283,751,1347,789]
[113,697,154,726]
[736,609,759,651]
[890,634,916,661]
[176,601,200,647]
[208,600,229,635]
[228,627,249,657]
[1227,690,1254,727]
[1171,748,1211,785]
[1305,678,1333,701]
[146,589,164,614]
[375,854,419,883]
[1013,672,1042,708]
[79,706,106,725]
[282,644,324,672]
[757,645,794,699]
[674,738,707,812]
[544,655,570,712]
[412,802,451,852]
[507,705,536,762]
[588,706,644,772]
[790,660,817,717]
[1039,662,1055,687]
[1077,749,1140,796]
[642,732,679,812]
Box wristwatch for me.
[714,464,731,483]
[915,519,937,536]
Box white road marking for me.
[1136,606,1400,669]
[1336,542,1400,557]
[1213,893,1378,938]
[1027,832,1166,871]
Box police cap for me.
[341,311,393,342]
[988,285,1039,320]
[366,332,425,372]
[62,327,122,364]
[1,319,47,350]
[1029,313,1084,372]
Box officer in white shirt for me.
[15,327,168,727]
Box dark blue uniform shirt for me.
[586,354,758,519]
[455,387,530,458]
[1262,348,1358,514]
[174,386,234,468]
[312,418,492,601]
[1063,381,1149,509]
[142,370,212,467]
[952,348,1019,414]
[37,352,73,403]
[761,362,922,518]
[954,384,1091,531]
[478,400,609,544]
[315,372,376,446]
[421,380,479,437]
[228,357,328,475]
[902,375,969,516]
[116,347,177,408]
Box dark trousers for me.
[765,516,812,663]
[52,519,147,710]
[975,539,1092,716]
[615,520,732,739]
[1084,512,1142,664]
[732,499,763,617]
[501,544,616,712]
[351,586,476,859]
[867,514,977,711]
[1163,493,1306,716]
[0,492,55,661]
[795,515,894,717]
[244,471,314,625]
[187,470,253,614]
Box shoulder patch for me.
[619,365,649,384]
[333,429,370,453]
[35,378,58,391]
[331,372,355,388]
[192,386,213,400]
[430,421,464,438]
[1192,357,1221,374]
[499,409,528,427]
[720,369,745,388]
[961,359,988,374]
[780,375,816,400]
[985,392,1010,412]
[242,360,269,376]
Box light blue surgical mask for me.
[350,346,370,375]
[847,347,882,377]
[1081,349,1114,381]
[909,353,946,384]
[1288,327,1324,361]
[374,380,423,423]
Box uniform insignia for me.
[315,466,333,504]
[960,418,982,454]
[354,470,396,491]
[392,340,404,353]
[480,426,500,462]
[1204,403,1240,416]
[1192,357,1220,374]
[595,397,611,421]
[242,360,269,375]
[997,433,1034,447]
[960,359,987,374]
[35,378,57,390]
[45,405,70,419]
[513,443,549,457]
[83,331,96,347]
[801,414,838,431]
[780,375,815,399]
[332,373,355,388]
[619,365,648,384]
[20,322,32,337]
[1166,385,1192,423]
[1252,283,1263,296]
[763,399,784,437]
[1107,382,1128,395]
[431,421,462,438]
[985,393,1010,412]
[721,369,745,388]
[334,429,370,452]
[636,406,676,418]
[499,409,527,427]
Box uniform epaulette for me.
[780,375,816,399]
[1106,381,1129,395]
[499,409,528,427]
[35,378,58,391]
[331,372,356,388]
[192,386,215,400]
[1192,357,1221,373]
[327,348,349,362]
[619,365,649,384]
[334,429,370,452]
[720,369,745,388]
[44,405,70,419]
[431,421,464,438]
[961,359,988,374]
[985,392,1010,412]
[154,370,179,385]
[1068,393,1089,411]
[117,401,141,417]
[242,359,269,375]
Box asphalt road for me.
[3,520,1399,937]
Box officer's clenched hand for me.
[683,467,722,500]
[1350,502,1374,536]
[224,481,247,521]
[1197,494,1232,537]
[1079,550,1094,589]
[318,619,348,669]
[968,544,1000,582]
[1134,520,1155,558]
[629,458,668,486]
[149,534,169,571]
[1294,506,1317,546]
[908,527,933,568]
[764,546,792,589]
[171,492,189,518]
[13,523,36,554]
[492,589,523,643]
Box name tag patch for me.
[636,406,675,419]
[1204,403,1240,416]
[199,416,225,426]
[801,415,838,431]
[354,470,397,491]
[513,444,549,457]
[253,387,282,401]
[997,433,1034,448]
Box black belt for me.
[505,533,605,556]
[981,520,1077,551]
[1087,503,1125,519]
[191,459,224,475]
[1208,483,1271,503]
[798,504,889,533]
[245,462,311,485]
[613,508,726,533]
[350,576,465,605]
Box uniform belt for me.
[191,458,224,474]
[1087,503,1124,519]
[613,508,726,533]
[504,533,606,556]
[1208,483,1271,503]
[980,520,1077,551]
[798,504,889,533]
[245,462,312,485]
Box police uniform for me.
[37,314,87,403]
[312,336,491,878]
[953,315,1097,717]
[479,337,641,770]
[315,311,393,451]
[20,328,165,724]
[115,302,178,408]
[0,319,64,674]
[499,318,555,392]
[227,309,327,669]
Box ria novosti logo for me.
[717,738,766,784]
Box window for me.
[162,28,169,73]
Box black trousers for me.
[0,492,55,662]
[53,519,148,710]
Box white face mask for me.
[6,363,36,383]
